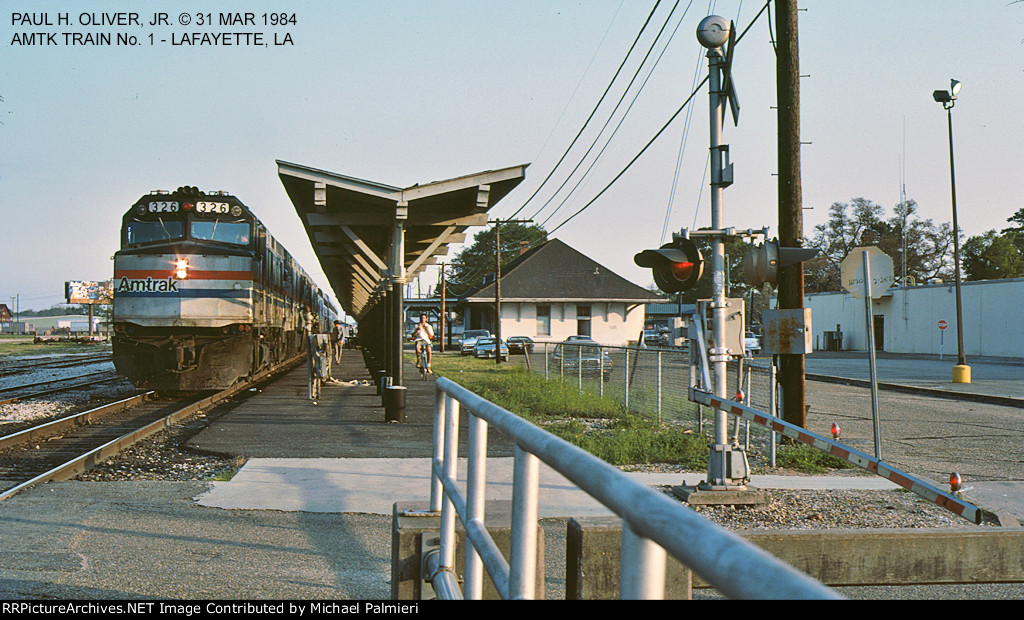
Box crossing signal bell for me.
[743,238,820,287]
[634,238,704,294]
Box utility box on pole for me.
[763,308,812,355]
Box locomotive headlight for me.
[174,258,189,280]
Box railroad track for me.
[0,370,123,405]
[0,353,113,377]
[0,355,303,501]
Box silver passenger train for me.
[111,186,336,390]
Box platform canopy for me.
[277,160,527,320]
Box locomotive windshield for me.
[124,192,253,248]
[126,217,184,245]
[191,219,250,246]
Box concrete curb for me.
[806,373,1024,409]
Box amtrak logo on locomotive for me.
[116,276,180,293]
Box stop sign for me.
[841,246,895,299]
[938,320,948,330]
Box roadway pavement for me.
[0,348,1021,599]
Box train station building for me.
[457,239,664,347]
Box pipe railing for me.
[430,376,841,600]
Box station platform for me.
[180,349,1023,518]
[189,351,897,517]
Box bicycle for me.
[416,341,431,380]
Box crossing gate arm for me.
[688,387,984,524]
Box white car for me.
[744,332,761,356]
[460,330,492,355]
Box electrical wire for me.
[524,0,627,180]
[546,0,771,236]
[536,0,693,228]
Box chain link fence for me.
[521,341,782,461]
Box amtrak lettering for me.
[117,277,179,293]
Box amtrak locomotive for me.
[111,186,336,390]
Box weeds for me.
[775,444,855,474]
[429,353,705,468]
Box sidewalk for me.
[803,352,1024,405]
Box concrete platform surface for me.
[195,457,905,516]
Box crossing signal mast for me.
[636,16,818,504]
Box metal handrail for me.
[430,376,841,600]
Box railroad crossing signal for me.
[634,236,704,294]
[743,238,820,287]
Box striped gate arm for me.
[688,387,983,524]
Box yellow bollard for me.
[952,364,971,384]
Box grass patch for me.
[544,416,707,468]
[0,340,110,359]
[426,352,706,468]
[775,444,855,474]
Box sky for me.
[3,0,1023,318]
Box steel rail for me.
[0,372,122,405]
[0,354,112,376]
[431,377,840,600]
[688,386,984,524]
[0,392,153,452]
[0,354,302,502]
[0,369,119,394]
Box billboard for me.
[65,280,113,305]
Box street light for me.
[933,78,970,383]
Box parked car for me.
[460,329,492,355]
[642,330,666,347]
[474,337,508,360]
[551,338,612,381]
[744,331,761,356]
[506,336,534,354]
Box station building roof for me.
[277,160,527,319]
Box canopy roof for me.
[277,160,527,319]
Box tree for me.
[804,197,954,292]
[1003,207,1024,233]
[446,223,548,294]
[962,229,1024,280]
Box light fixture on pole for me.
[932,78,970,384]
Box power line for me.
[535,0,693,228]
[546,1,772,236]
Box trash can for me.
[385,385,407,423]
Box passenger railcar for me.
[111,186,336,390]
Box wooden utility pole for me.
[775,0,807,428]
[439,263,446,352]
[495,223,502,365]
[491,218,532,364]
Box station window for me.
[536,305,551,336]
[577,305,591,338]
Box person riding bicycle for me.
[411,314,434,374]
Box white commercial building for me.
[803,278,1024,360]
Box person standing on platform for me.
[331,319,345,364]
